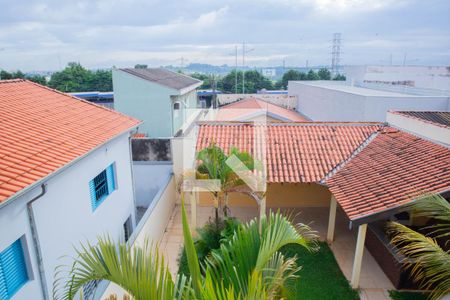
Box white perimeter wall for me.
[0,132,135,300]
[98,174,176,300]
[289,81,450,122]
[133,163,173,207]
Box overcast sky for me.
[0,0,449,71]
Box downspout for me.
[26,184,49,300]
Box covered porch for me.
[160,202,394,299]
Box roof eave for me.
[349,187,450,226]
[0,122,141,210]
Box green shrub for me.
[178,217,241,276]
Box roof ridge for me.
[22,79,141,124]
[0,78,26,84]
[320,124,385,183]
[197,121,383,126]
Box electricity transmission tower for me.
[331,33,341,75]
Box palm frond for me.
[408,194,450,239]
[388,222,450,300]
[181,193,202,298]
[53,236,186,300]
[203,211,316,298]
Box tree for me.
[53,198,317,300]
[190,73,212,89]
[0,69,47,85]
[317,68,331,80]
[48,62,113,92]
[196,144,256,224]
[134,64,148,69]
[306,70,320,80]
[48,62,93,92]
[276,70,307,89]
[333,74,346,81]
[219,70,273,93]
[388,194,450,300]
[26,74,47,85]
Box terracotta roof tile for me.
[0,79,141,203]
[196,122,381,183]
[216,97,307,122]
[327,129,450,221]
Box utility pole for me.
[235,45,238,94]
[242,41,245,94]
[242,42,254,94]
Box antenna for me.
[331,33,341,75]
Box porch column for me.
[351,223,367,288]
[259,195,266,221]
[190,191,197,232]
[327,195,337,243]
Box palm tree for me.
[53,197,317,299]
[388,194,450,300]
[196,143,257,223]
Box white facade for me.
[289,81,450,122]
[0,132,136,300]
[387,112,450,146]
[345,65,450,91]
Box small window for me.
[123,216,133,242]
[173,102,180,110]
[0,238,29,300]
[89,163,116,211]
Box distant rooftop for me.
[393,111,450,128]
[291,81,435,97]
[217,97,307,122]
[120,68,202,91]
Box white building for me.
[288,80,450,122]
[0,79,140,300]
[345,65,450,92]
[387,111,450,146]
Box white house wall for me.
[133,162,173,208]
[289,81,450,122]
[0,132,135,299]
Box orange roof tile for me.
[196,122,381,183]
[0,79,141,203]
[327,128,450,221]
[216,97,307,122]
[132,133,147,138]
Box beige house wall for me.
[198,183,331,208]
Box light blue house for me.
[113,68,202,137]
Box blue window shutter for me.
[0,265,8,300]
[106,164,116,193]
[89,179,97,210]
[0,239,28,299]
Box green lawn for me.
[281,242,359,300]
[388,290,429,300]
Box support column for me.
[351,223,367,289]
[327,195,337,243]
[259,195,266,221]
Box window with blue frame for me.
[0,238,29,300]
[89,163,116,211]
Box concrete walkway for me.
[159,204,393,300]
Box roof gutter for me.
[26,184,49,300]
